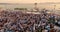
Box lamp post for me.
[54,5,56,10]
[53,4,56,13]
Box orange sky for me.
[0,0,60,3]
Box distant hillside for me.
[0,2,60,5]
[40,2,60,4]
[0,3,20,5]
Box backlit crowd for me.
[0,10,60,32]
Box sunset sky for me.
[0,0,60,3]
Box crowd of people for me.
[0,10,60,32]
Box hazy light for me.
[0,0,60,3]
